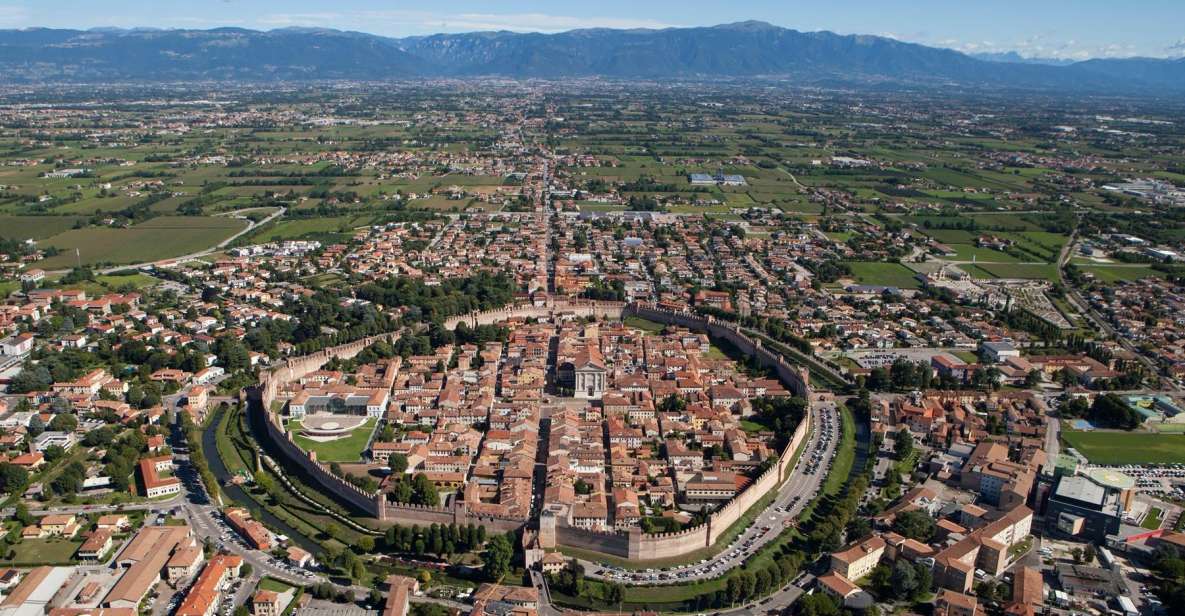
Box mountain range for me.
[0,21,1182,93]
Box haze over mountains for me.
[1,21,1182,93]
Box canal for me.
[200,406,324,555]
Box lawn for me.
[702,344,730,360]
[623,315,667,334]
[259,577,298,593]
[1143,507,1164,530]
[38,216,247,268]
[1060,430,1185,465]
[1,537,83,565]
[1079,266,1164,282]
[286,417,377,463]
[843,261,922,289]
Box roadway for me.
[579,401,840,586]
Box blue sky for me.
[0,0,1182,60]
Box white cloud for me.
[255,10,675,35]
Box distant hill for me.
[970,52,1076,66]
[0,22,1182,93]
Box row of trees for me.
[381,522,487,557]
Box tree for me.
[894,427,914,459]
[482,534,513,581]
[13,503,33,526]
[913,562,933,599]
[797,593,839,616]
[892,510,936,542]
[1089,394,1140,430]
[889,560,918,600]
[605,582,624,605]
[357,536,376,552]
[412,473,440,506]
[27,414,45,438]
[240,563,253,578]
[0,463,29,495]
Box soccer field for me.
[1060,430,1185,465]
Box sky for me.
[0,0,1182,61]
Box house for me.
[225,508,272,550]
[166,545,204,584]
[817,572,873,609]
[77,529,114,563]
[935,589,982,616]
[38,514,81,538]
[286,546,316,569]
[138,456,181,498]
[252,591,284,616]
[96,514,131,532]
[0,568,21,592]
[539,552,569,574]
[9,452,46,469]
[0,333,34,356]
[52,369,115,396]
[829,535,886,581]
[20,269,45,284]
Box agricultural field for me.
[37,216,248,269]
[843,262,922,289]
[0,215,89,240]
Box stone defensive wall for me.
[471,300,816,561]
[441,300,628,330]
[248,330,531,528]
[250,299,814,559]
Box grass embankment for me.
[214,406,365,553]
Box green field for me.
[968,263,1060,281]
[623,315,667,334]
[1143,507,1165,530]
[0,215,89,240]
[246,215,376,243]
[844,262,921,289]
[1060,430,1185,465]
[0,537,83,565]
[38,216,248,268]
[286,417,377,463]
[1079,266,1164,282]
